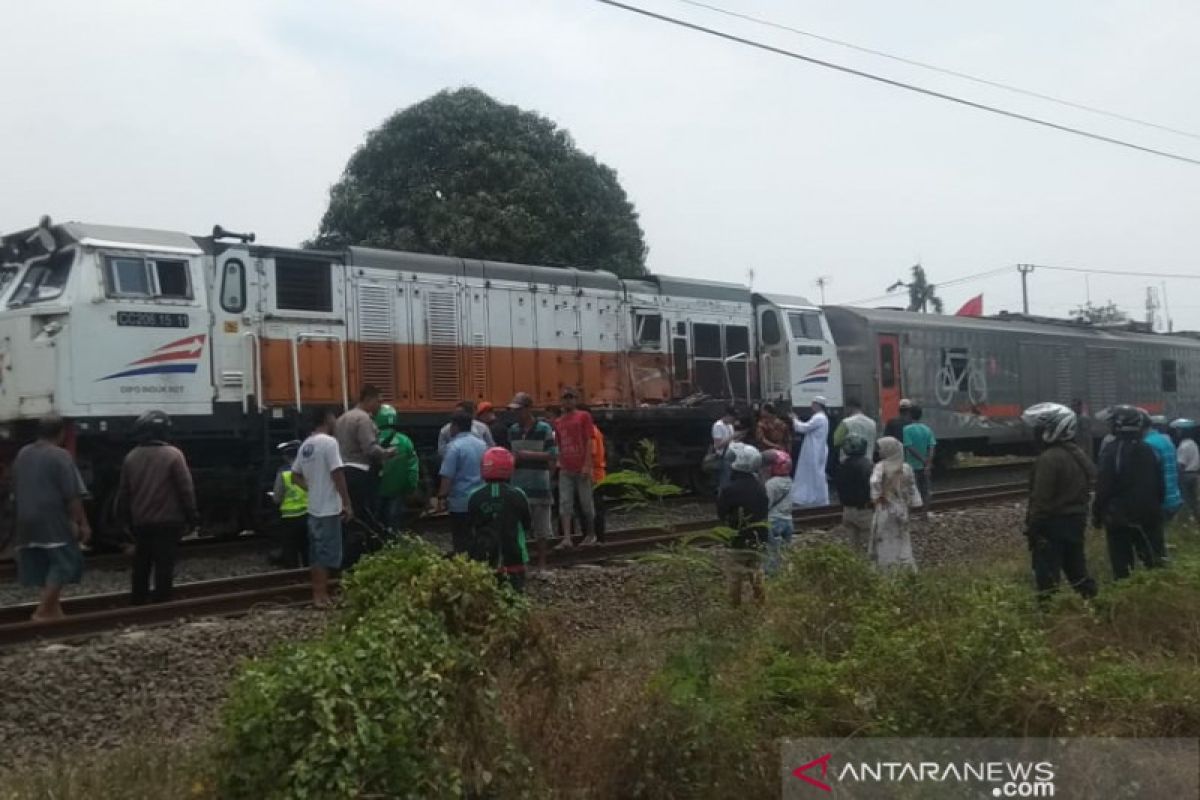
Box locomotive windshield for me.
[0,265,16,298]
[788,310,824,340]
[8,247,74,306]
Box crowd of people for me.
[710,395,1199,607]
[8,386,1198,617]
[711,397,932,605]
[279,385,610,604]
[6,385,610,615]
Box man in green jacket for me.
[1022,402,1097,600]
[375,404,419,533]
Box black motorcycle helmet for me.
[1109,404,1146,437]
[133,409,172,442]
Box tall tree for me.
[312,87,648,277]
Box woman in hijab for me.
[869,436,922,571]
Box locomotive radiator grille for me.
[470,332,488,400]
[356,284,397,400]
[427,290,462,402]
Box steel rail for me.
[0,483,1027,647]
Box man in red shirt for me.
[554,387,596,547]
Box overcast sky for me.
[6,0,1199,328]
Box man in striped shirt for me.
[507,392,557,570]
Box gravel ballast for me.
[0,502,1032,771]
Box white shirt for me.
[1179,438,1200,473]
[711,420,734,453]
[292,432,344,517]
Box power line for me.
[593,0,1200,167]
[1026,263,1200,280]
[839,265,1014,306]
[671,0,1200,141]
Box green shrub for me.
[599,540,1200,797]
[216,539,532,800]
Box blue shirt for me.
[1144,431,1183,513]
[439,432,487,513]
[902,423,936,472]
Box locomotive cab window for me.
[632,311,663,348]
[104,256,191,300]
[788,311,824,341]
[760,309,782,345]
[1161,359,1178,392]
[154,260,190,298]
[275,258,333,312]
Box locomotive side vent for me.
[356,283,397,401]
[427,290,462,402]
[471,332,488,399]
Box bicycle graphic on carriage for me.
[934,347,988,406]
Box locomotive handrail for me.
[291,332,348,413]
[241,331,262,414]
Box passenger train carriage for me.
[0,219,833,536]
[824,306,1200,464]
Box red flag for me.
[955,294,983,317]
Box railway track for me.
[0,482,1026,648]
[0,463,1031,581]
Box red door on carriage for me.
[877,334,902,423]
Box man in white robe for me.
[791,398,830,507]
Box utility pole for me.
[1017,264,1035,314]
[814,275,830,305]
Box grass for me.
[4,521,1198,799]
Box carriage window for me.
[108,256,151,296]
[760,309,782,345]
[672,336,690,383]
[152,259,190,299]
[276,257,332,312]
[788,311,824,340]
[633,311,663,347]
[1161,359,1178,392]
[221,259,246,313]
[725,325,750,357]
[693,323,722,358]
[880,343,896,388]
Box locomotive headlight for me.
[0,425,12,440]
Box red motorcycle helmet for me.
[482,447,516,481]
[768,450,793,478]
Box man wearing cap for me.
[506,392,557,569]
[884,399,913,441]
[478,401,511,450]
[553,387,597,547]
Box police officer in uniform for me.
[272,440,309,568]
[1022,403,1097,599]
[1092,405,1165,579]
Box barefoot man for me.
[12,414,90,620]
